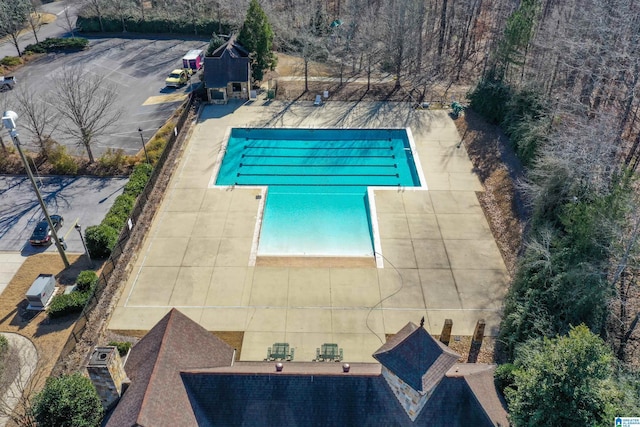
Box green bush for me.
[33,373,103,427]
[48,291,91,318]
[123,163,153,196]
[47,144,78,175]
[23,37,89,54]
[85,224,118,259]
[106,193,135,224]
[0,56,21,67]
[494,363,516,395]
[76,270,98,292]
[468,71,513,125]
[107,341,132,358]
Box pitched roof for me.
[181,363,500,426]
[104,315,508,427]
[372,322,461,392]
[449,364,510,427]
[204,38,251,88]
[210,37,250,58]
[104,309,235,427]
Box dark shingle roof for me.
[372,322,460,392]
[204,38,251,88]
[104,314,508,427]
[181,366,499,426]
[105,309,235,427]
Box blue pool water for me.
[216,128,421,257]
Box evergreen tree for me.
[238,0,277,81]
[505,325,618,427]
[32,373,104,427]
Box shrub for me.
[468,70,513,125]
[48,291,91,318]
[494,363,516,395]
[33,373,103,427]
[76,15,230,36]
[23,37,89,54]
[107,341,132,358]
[0,56,22,67]
[123,163,153,196]
[85,224,118,259]
[97,148,129,173]
[76,270,98,292]
[47,143,78,175]
[106,193,135,224]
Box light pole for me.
[2,111,69,268]
[138,128,150,164]
[74,223,93,268]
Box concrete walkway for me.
[0,333,38,427]
[0,254,26,297]
[108,100,508,363]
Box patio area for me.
[107,100,508,363]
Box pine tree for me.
[238,0,277,82]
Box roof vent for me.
[275,362,283,372]
[342,363,350,373]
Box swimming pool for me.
[215,128,422,257]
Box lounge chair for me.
[314,94,323,106]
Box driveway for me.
[1,35,207,158]
[0,176,127,253]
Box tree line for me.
[469,0,640,425]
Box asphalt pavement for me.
[0,175,127,254]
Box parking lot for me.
[1,35,208,158]
[0,176,127,253]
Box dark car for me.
[29,215,64,246]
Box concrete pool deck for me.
[108,100,509,363]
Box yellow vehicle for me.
[165,69,189,88]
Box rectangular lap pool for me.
[215,128,422,258]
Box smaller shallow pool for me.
[215,128,422,257]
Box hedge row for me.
[85,163,153,258]
[24,37,89,54]
[76,16,231,36]
[48,271,98,318]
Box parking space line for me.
[143,94,187,105]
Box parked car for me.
[29,215,64,246]
[165,69,189,88]
[0,76,16,92]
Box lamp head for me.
[2,111,18,131]
[74,223,81,231]
[138,128,143,133]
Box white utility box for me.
[25,274,56,310]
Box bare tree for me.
[14,86,59,157]
[52,66,122,163]
[0,340,50,427]
[0,0,32,57]
[106,0,133,32]
[83,0,107,32]
[26,0,43,43]
[56,0,78,37]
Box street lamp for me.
[74,223,93,268]
[2,111,69,268]
[138,128,150,164]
